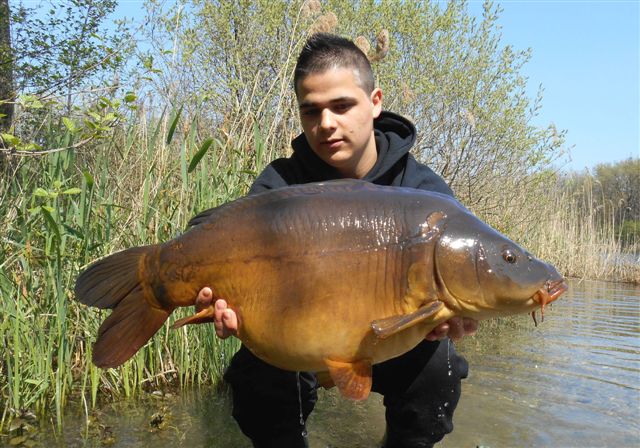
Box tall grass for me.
[0,105,271,430]
[515,176,639,284]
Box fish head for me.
[434,216,567,319]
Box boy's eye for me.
[301,108,319,116]
[333,103,351,112]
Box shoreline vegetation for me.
[0,0,638,436]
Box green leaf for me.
[124,92,137,103]
[188,137,215,173]
[166,106,183,145]
[62,224,84,239]
[21,142,42,151]
[62,117,77,132]
[19,94,44,109]
[33,188,49,197]
[1,133,20,146]
[83,170,94,188]
[62,188,82,195]
[40,207,61,241]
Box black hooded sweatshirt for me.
[248,111,453,196]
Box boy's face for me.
[296,67,382,179]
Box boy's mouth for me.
[321,138,345,149]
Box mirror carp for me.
[75,179,567,400]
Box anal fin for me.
[371,301,443,339]
[325,358,372,401]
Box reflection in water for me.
[36,280,640,447]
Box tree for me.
[143,0,564,226]
[593,158,640,221]
[0,0,14,132]
[9,0,132,110]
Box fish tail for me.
[75,245,173,368]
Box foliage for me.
[593,158,639,221]
[0,105,252,429]
[9,0,131,100]
[557,158,640,246]
[519,171,639,283]
[0,0,14,132]
[143,0,564,223]
[0,0,138,181]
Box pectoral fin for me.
[371,301,444,339]
[170,306,216,329]
[324,358,372,401]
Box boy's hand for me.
[195,287,238,339]
[425,317,478,341]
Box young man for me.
[197,33,477,448]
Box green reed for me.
[0,106,265,430]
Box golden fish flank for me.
[75,179,567,400]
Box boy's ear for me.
[371,87,383,118]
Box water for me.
[439,279,640,447]
[9,279,639,447]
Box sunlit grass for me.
[0,106,261,430]
[517,177,639,284]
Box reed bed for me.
[0,106,268,430]
[515,177,639,284]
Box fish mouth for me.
[530,279,568,326]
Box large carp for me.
[75,180,566,400]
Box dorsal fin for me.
[187,179,375,228]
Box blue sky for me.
[470,0,639,171]
[111,1,639,172]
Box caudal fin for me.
[75,246,172,368]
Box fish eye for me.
[502,249,517,264]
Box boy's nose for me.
[320,110,337,130]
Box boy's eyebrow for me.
[299,96,356,109]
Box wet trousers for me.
[223,339,468,448]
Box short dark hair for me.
[293,33,375,96]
